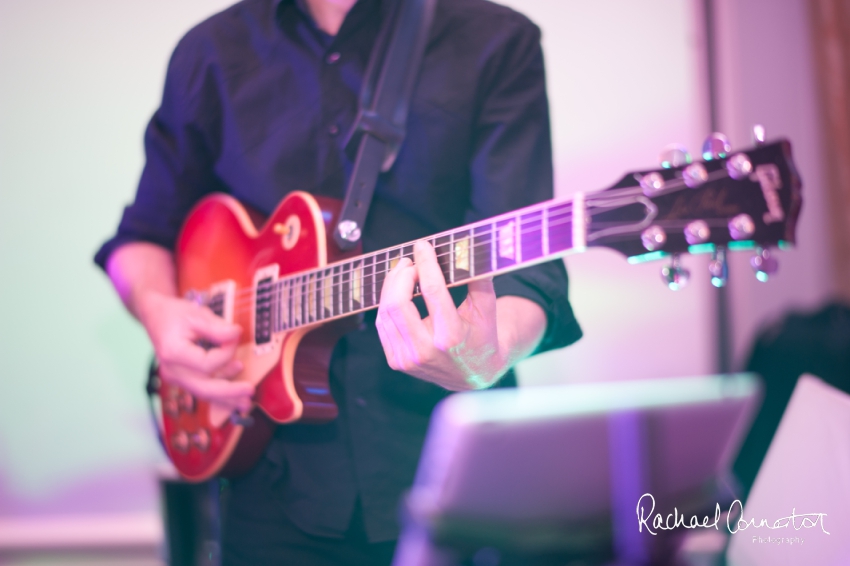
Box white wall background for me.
[0,0,835,548]
[713,0,837,369]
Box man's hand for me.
[107,243,254,411]
[137,292,253,412]
[375,240,547,391]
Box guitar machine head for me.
[585,127,802,290]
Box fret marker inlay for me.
[498,221,515,260]
[454,237,470,273]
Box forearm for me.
[495,295,547,373]
[105,242,178,324]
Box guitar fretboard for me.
[251,196,584,343]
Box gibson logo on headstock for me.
[665,187,739,220]
[751,164,785,224]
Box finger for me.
[161,337,240,376]
[161,363,254,402]
[377,261,423,369]
[189,305,243,345]
[375,310,405,370]
[381,257,432,353]
[413,240,461,346]
[463,277,497,320]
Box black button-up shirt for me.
[95,0,581,544]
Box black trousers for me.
[222,488,396,566]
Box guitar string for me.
[225,210,640,323]
[220,188,641,305]
[223,192,686,317]
[216,177,685,306]
[225,204,584,308]
[205,168,734,316]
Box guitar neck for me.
[260,193,587,334]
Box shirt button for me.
[355,397,367,407]
[328,124,339,136]
[326,52,341,65]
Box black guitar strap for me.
[333,0,437,250]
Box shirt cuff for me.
[492,260,583,355]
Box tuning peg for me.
[726,153,754,180]
[683,163,709,188]
[641,225,667,251]
[728,213,755,240]
[752,124,766,146]
[751,247,778,282]
[659,144,692,169]
[661,254,690,290]
[684,220,710,245]
[709,247,728,288]
[702,133,732,160]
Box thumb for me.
[465,277,496,309]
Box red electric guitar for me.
[154,139,801,481]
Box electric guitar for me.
[153,138,801,481]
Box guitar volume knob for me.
[171,430,190,453]
[178,391,195,413]
[191,429,211,452]
[163,397,180,418]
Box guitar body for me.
[159,191,358,481]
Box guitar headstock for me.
[585,138,801,286]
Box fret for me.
[401,244,414,262]
[374,252,388,304]
[322,269,333,319]
[363,256,375,308]
[341,263,352,314]
[388,247,401,271]
[452,229,471,281]
[514,215,522,264]
[572,192,587,251]
[272,281,281,332]
[292,277,302,327]
[520,211,543,263]
[496,217,518,269]
[473,224,492,276]
[548,202,573,253]
[306,273,316,322]
[434,235,452,283]
[281,279,290,329]
[490,222,497,272]
[288,278,295,328]
[277,279,286,330]
[542,205,550,257]
[352,260,363,310]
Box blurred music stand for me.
[393,374,762,566]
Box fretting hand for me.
[375,240,547,391]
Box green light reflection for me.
[627,250,669,264]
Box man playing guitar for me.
[96,0,582,563]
